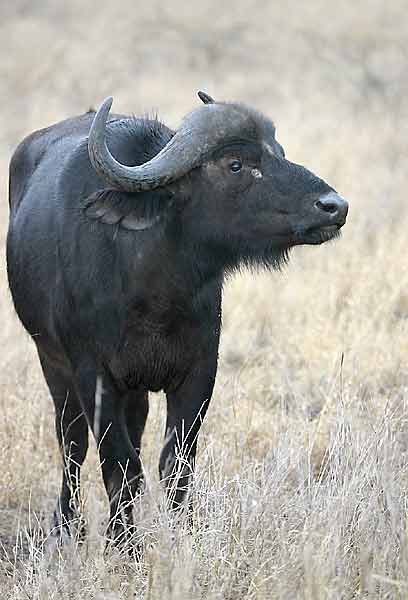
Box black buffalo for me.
[7,92,348,550]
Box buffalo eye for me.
[229,159,242,173]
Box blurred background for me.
[1,2,408,597]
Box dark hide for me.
[7,98,347,553]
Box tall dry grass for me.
[1,1,408,598]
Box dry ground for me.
[1,1,408,598]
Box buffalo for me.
[7,91,348,551]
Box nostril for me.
[315,200,338,214]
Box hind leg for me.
[38,350,89,539]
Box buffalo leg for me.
[159,363,216,510]
[125,389,149,453]
[124,390,149,491]
[73,363,144,550]
[38,351,88,539]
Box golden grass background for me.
[1,1,408,598]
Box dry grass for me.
[1,2,408,598]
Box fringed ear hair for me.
[197,90,215,105]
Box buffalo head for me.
[88,93,348,269]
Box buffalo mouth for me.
[297,223,343,245]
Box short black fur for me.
[6,98,347,552]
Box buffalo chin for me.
[298,224,342,245]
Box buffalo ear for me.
[84,189,173,231]
[197,90,215,105]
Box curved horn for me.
[88,96,251,192]
[197,90,215,104]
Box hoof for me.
[104,523,143,560]
[50,509,87,544]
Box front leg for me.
[73,361,144,551]
[159,357,217,510]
